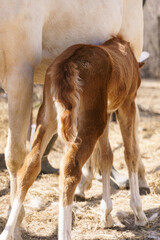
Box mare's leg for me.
[4,65,34,239]
[1,19,43,239]
[0,92,57,240]
[116,101,148,226]
[98,116,114,228]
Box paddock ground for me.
[0,79,160,240]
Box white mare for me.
[0,1,148,239]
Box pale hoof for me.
[135,213,148,227]
[101,214,114,228]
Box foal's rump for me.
[47,44,113,143]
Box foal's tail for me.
[51,60,82,143]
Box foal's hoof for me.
[74,194,85,202]
[139,187,151,195]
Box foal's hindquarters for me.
[0,39,148,240]
[52,40,148,238]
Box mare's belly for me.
[35,0,123,84]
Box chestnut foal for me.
[1,37,148,240]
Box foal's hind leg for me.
[59,124,106,240]
[98,116,114,228]
[116,100,148,226]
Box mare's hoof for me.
[74,194,85,202]
[139,187,151,195]
[101,214,114,229]
[135,213,148,227]
[41,157,59,175]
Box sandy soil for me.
[0,79,160,240]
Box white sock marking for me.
[58,203,72,240]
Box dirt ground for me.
[0,79,160,240]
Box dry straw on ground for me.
[0,79,160,239]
